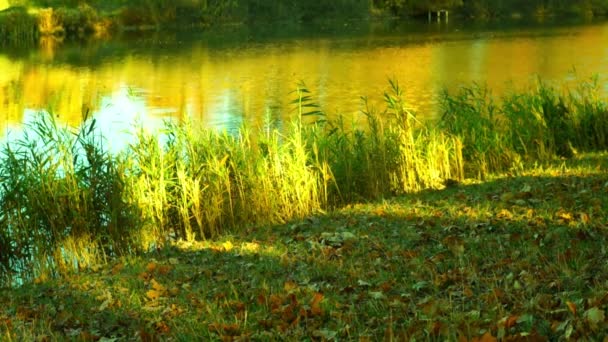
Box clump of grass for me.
[310,79,463,204]
[440,76,608,178]
[0,112,143,285]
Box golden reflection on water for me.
[1,21,607,144]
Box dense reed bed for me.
[0,81,463,286]
[440,76,608,178]
[1,78,607,287]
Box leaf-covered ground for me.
[2,153,608,341]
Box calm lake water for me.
[1,18,607,148]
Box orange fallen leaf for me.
[257,293,266,305]
[155,321,171,334]
[478,332,498,342]
[566,301,577,316]
[310,292,324,316]
[222,323,240,336]
[146,262,157,272]
[505,315,518,329]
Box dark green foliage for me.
[0,6,38,45]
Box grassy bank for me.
[0,79,608,339]
[1,153,608,340]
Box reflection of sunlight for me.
[207,89,243,131]
[3,109,44,142]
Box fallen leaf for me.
[155,321,171,334]
[310,292,324,316]
[157,265,172,275]
[151,279,167,292]
[478,332,498,342]
[146,262,157,273]
[111,263,124,275]
[146,289,163,301]
[505,315,518,329]
[566,301,577,316]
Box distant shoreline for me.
[1,1,607,46]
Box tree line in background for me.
[5,0,608,21]
[1,0,608,44]
[377,0,608,18]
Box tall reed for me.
[440,76,608,178]
[0,112,143,286]
[0,80,465,286]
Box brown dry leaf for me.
[566,301,577,316]
[155,321,171,334]
[157,265,172,275]
[146,262,157,273]
[138,330,155,342]
[505,315,518,329]
[379,281,393,293]
[478,332,498,342]
[138,271,151,280]
[111,263,124,275]
[269,294,283,311]
[257,293,266,305]
[222,323,240,336]
[310,292,324,316]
